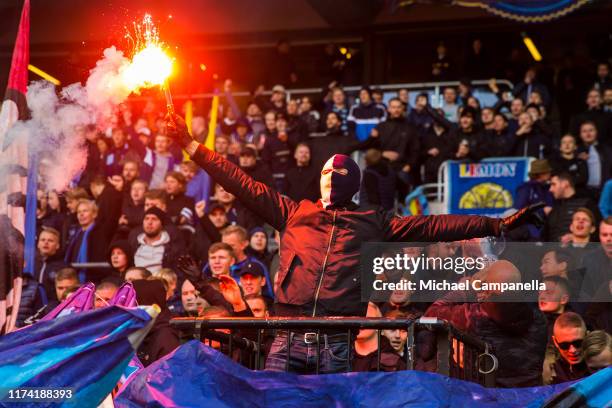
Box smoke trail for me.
[1,46,134,192]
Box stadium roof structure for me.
[0,0,606,48]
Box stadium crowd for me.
[13,53,612,387]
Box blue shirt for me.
[186,169,211,204]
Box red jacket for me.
[191,145,501,317]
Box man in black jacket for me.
[425,261,548,387]
[372,98,419,195]
[166,114,541,374]
[569,89,610,143]
[164,171,195,226]
[550,134,588,192]
[511,112,550,159]
[77,124,102,188]
[90,175,123,239]
[577,121,612,198]
[310,112,351,172]
[33,227,66,302]
[545,172,601,241]
[359,148,397,211]
[550,312,589,384]
[238,146,274,187]
[421,116,453,183]
[452,107,488,161]
[64,199,113,283]
[285,143,320,202]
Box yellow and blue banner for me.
[446,158,530,217]
[403,186,429,216]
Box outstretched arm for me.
[385,202,545,242]
[385,214,501,242]
[167,114,298,231]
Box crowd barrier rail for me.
[129,79,513,105]
[170,316,498,387]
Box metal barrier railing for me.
[128,79,513,104]
[170,316,498,386]
[70,262,111,269]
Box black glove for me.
[176,255,203,285]
[165,113,195,148]
[500,202,546,233]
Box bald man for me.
[426,260,547,388]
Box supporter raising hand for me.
[195,200,206,219]
[218,275,247,312]
[176,254,202,284]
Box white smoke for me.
[2,46,134,192]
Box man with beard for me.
[165,113,543,374]
[130,206,185,274]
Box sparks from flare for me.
[122,14,173,91]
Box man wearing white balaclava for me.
[166,114,542,374]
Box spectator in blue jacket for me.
[512,159,554,241]
[348,87,386,141]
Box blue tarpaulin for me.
[114,341,607,408]
[0,306,155,408]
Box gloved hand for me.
[176,255,203,285]
[165,113,195,148]
[499,202,546,233]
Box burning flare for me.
[122,44,172,89]
[122,14,173,92]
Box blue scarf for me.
[65,222,95,283]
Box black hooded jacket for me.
[133,279,180,367]
[426,291,548,387]
[188,145,502,317]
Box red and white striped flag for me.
[0,0,30,334]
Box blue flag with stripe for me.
[0,305,156,407]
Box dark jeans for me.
[265,332,350,374]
